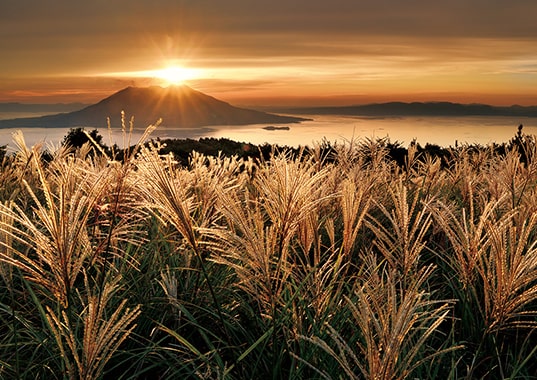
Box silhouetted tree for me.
[508,124,533,165]
[62,127,104,149]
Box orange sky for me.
[1,0,537,107]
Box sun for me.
[151,66,202,86]
[100,64,205,87]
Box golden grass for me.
[304,263,456,380]
[0,148,109,306]
[3,128,537,378]
[366,179,432,276]
[46,275,140,380]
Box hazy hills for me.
[0,102,89,113]
[280,101,537,117]
[3,90,537,132]
[0,86,308,129]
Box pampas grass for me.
[0,149,109,307]
[366,179,432,276]
[303,263,456,380]
[46,274,140,380]
[3,126,537,378]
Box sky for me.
[1,0,537,107]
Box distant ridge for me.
[280,101,537,117]
[0,102,89,113]
[0,85,308,129]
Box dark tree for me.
[508,124,534,165]
[62,127,104,149]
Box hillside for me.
[0,86,308,129]
[0,102,88,113]
[279,101,537,117]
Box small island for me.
[263,125,290,131]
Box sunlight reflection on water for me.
[1,114,536,150]
[187,115,537,148]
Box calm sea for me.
[1,113,536,150]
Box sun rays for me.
[148,66,205,86]
[101,65,206,87]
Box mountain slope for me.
[0,102,89,113]
[0,86,308,129]
[279,101,537,117]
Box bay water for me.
[1,113,536,151]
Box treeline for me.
[29,124,532,167]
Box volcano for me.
[0,85,308,129]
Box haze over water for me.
[210,115,537,148]
[1,113,534,150]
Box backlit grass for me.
[1,125,537,379]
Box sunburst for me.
[151,66,203,86]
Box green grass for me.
[1,126,537,378]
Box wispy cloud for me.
[1,1,537,104]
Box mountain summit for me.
[0,85,307,129]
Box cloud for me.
[4,1,537,49]
[2,0,537,105]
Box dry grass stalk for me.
[0,131,147,301]
[428,192,537,333]
[135,145,200,298]
[210,189,284,316]
[46,275,140,380]
[290,210,349,336]
[137,144,233,332]
[208,153,331,316]
[254,153,329,253]
[0,151,110,306]
[428,195,513,291]
[491,149,532,210]
[485,148,537,229]
[356,137,390,172]
[340,174,372,259]
[304,263,454,380]
[0,201,14,287]
[329,138,363,175]
[10,130,41,170]
[137,145,199,251]
[188,150,247,229]
[8,132,47,200]
[350,265,452,380]
[444,148,489,217]
[0,159,20,203]
[481,212,537,332]
[412,153,444,200]
[367,180,432,276]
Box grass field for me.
[1,125,537,379]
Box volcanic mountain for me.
[0,85,308,129]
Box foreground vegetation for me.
[1,123,537,379]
